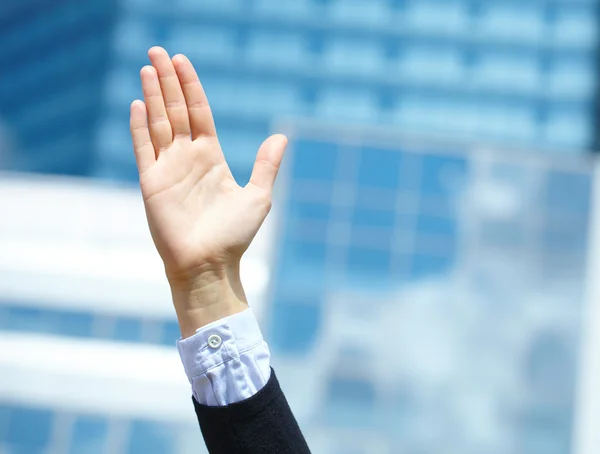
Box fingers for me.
[172,54,217,139]
[148,47,191,139]
[140,65,172,151]
[129,100,156,174]
[248,134,288,192]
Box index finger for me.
[172,54,217,139]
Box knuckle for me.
[187,100,210,110]
[164,100,186,109]
[149,115,170,126]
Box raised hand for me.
[129,47,287,335]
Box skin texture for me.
[129,47,287,338]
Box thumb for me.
[248,134,288,192]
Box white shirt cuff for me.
[176,308,271,406]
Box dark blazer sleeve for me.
[193,368,312,454]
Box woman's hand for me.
[129,47,287,336]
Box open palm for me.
[129,47,287,282]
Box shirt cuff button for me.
[207,334,222,349]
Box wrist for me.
[167,262,249,338]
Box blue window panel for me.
[230,165,253,188]
[7,407,53,449]
[395,97,479,137]
[161,321,181,346]
[346,246,393,278]
[6,306,57,334]
[94,157,139,182]
[112,317,143,342]
[415,213,457,237]
[418,195,455,218]
[287,220,330,246]
[268,298,322,354]
[403,0,469,35]
[245,31,311,69]
[547,58,597,100]
[112,20,158,59]
[0,305,8,329]
[326,376,376,407]
[524,331,575,391]
[58,311,94,338]
[315,88,380,123]
[410,253,454,279]
[395,211,417,231]
[252,0,315,19]
[292,140,339,181]
[216,126,267,175]
[7,445,46,454]
[289,179,335,205]
[351,207,396,228]
[124,0,164,9]
[356,147,401,189]
[103,68,140,109]
[354,189,398,211]
[275,261,328,295]
[413,230,457,257]
[329,0,389,27]
[419,154,468,197]
[475,3,545,44]
[394,93,436,130]
[276,238,335,293]
[476,103,538,143]
[539,246,587,281]
[324,375,378,427]
[95,118,134,164]
[126,420,176,454]
[0,404,10,440]
[7,51,99,116]
[235,81,305,117]
[69,415,109,454]
[544,171,591,215]
[280,237,329,268]
[398,45,465,84]
[487,160,535,186]
[552,5,598,48]
[350,225,395,253]
[542,109,593,149]
[176,0,244,13]
[471,53,540,94]
[288,200,333,222]
[322,38,386,77]
[199,75,240,115]
[391,252,414,280]
[478,220,526,249]
[541,228,587,255]
[167,26,238,64]
[517,408,572,454]
[1,1,103,54]
[392,94,438,131]
[542,211,589,241]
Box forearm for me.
[168,262,248,338]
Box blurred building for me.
[1,0,600,454]
[0,0,117,175]
[267,126,592,453]
[93,0,600,182]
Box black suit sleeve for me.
[193,368,312,454]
